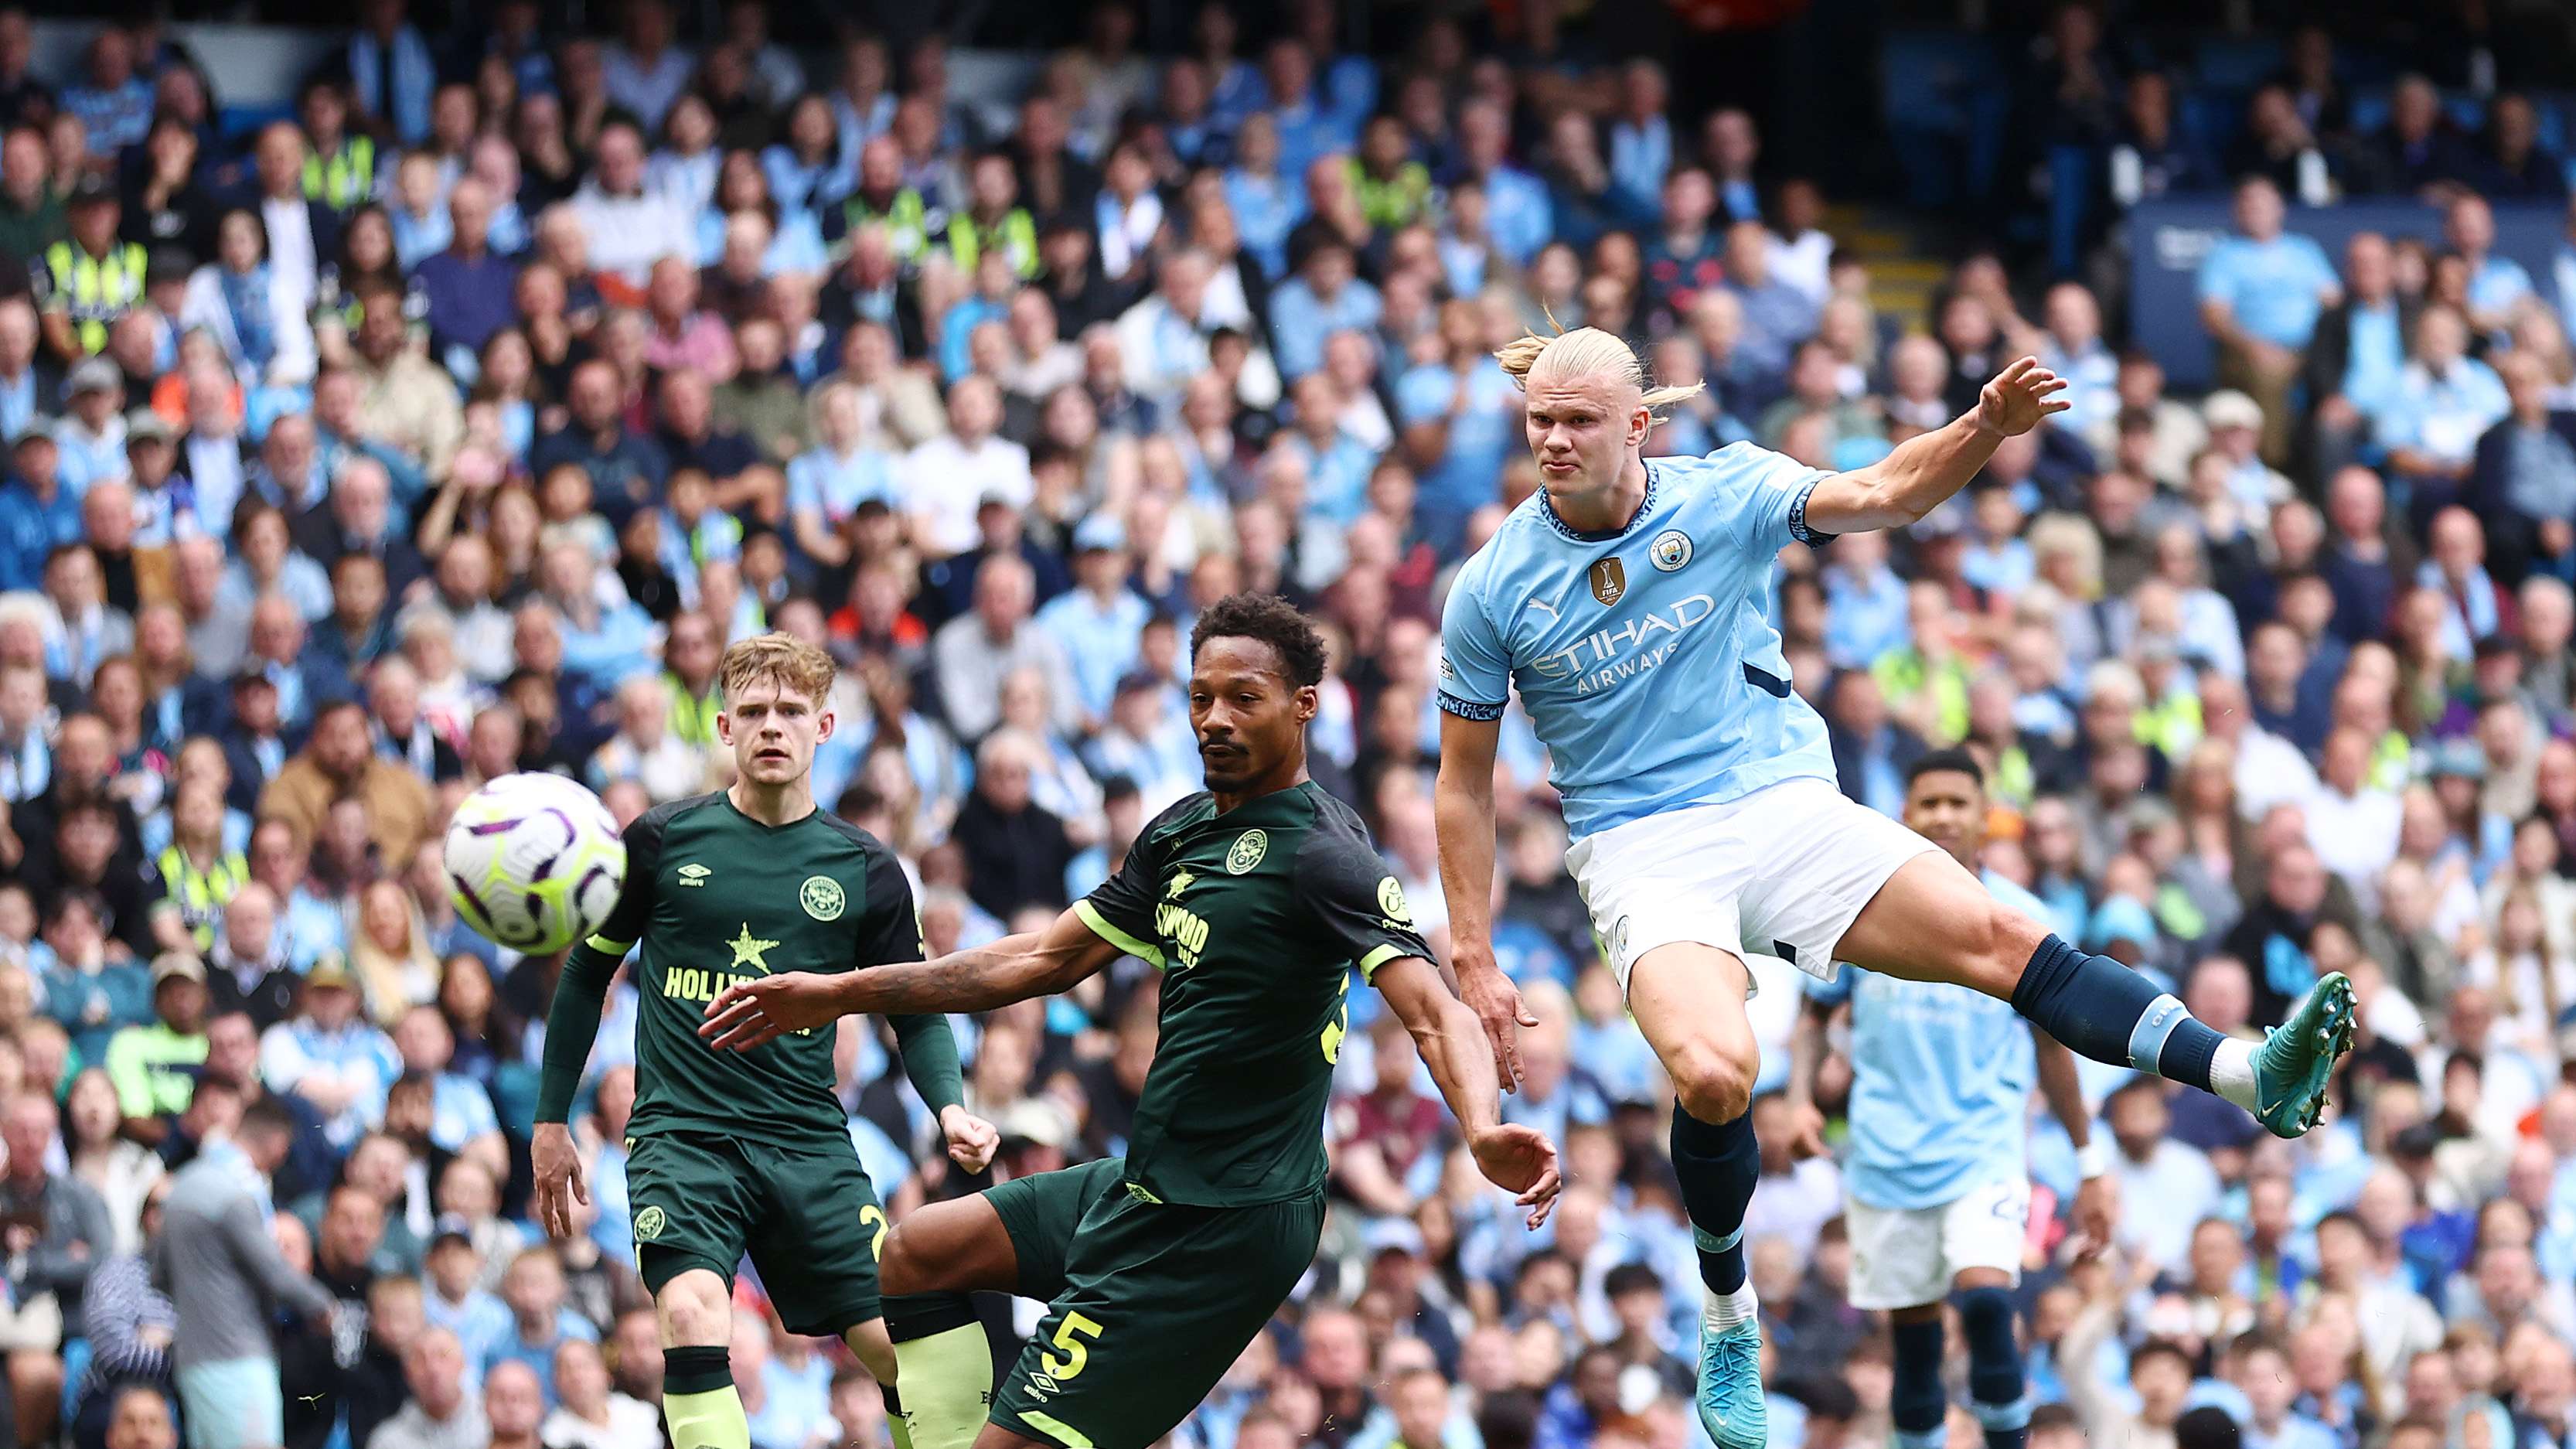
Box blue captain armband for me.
[1787,477,1835,547]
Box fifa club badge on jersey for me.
[1650,530,1693,571]
[1226,829,1268,874]
[800,875,847,921]
[1588,557,1627,605]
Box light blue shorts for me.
[175,1358,283,1449]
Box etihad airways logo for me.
[1529,593,1717,694]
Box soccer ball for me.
[444,773,628,954]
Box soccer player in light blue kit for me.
[1429,328,2355,1449]
[1787,750,2111,1449]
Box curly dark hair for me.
[1189,593,1327,689]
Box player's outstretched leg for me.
[1835,854,2354,1137]
[1888,1312,1947,1449]
[1956,1286,2030,1449]
[1629,945,1767,1449]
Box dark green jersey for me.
[578,792,924,1148]
[1074,779,1430,1207]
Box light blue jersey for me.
[1437,444,1837,840]
[1805,870,2050,1210]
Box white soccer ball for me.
[444,772,629,954]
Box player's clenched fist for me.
[940,1104,1000,1174]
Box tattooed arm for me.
[699,909,1125,1050]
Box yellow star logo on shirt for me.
[1166,869,1194,899]
[727,924,781,973]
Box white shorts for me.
[1566,776,1937,997]
[1845,1176,2032,1310]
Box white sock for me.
[1702,1282,1759,1335]
[2211,1038,2257,1112]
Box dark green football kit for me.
[983,779,1432,1449]
[537,790,963,1336]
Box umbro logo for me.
[676,864,710,887]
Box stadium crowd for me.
[0,2,2558,1449]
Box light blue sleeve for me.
[2300,237,2339,295]
[1699,443,1835,554]
[2194,243,2240,308]
[1436,555,1511,717]
[2377,379,2425,448]
[785,452,822,517]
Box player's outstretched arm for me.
[1433,707,1536,1089]
[698,908,1124,1051]
[1800,356,2070,535]
[1374,953,1561,1229]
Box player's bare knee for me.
[878,1225,924,1297]
[1670,1042,1756,1124]
[656,1270,734,1347]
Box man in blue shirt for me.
[1266,240,1382,381]
[1034,515,1150,729]
[1790,750,2110,1449]
[1433,327,2353,1449]
[2196,176,2339,465]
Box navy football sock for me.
[1957,1287,2031,1449]
[2009,933,2222,1093]
[1889,1316,1947,1449]
[1668,1105,1759,1299]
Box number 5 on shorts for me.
[1041,1313,1104,1380]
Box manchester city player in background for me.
[1429,328,2356,1449]
[1788,750,2113,1449]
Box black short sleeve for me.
[1075,811,1170,968]
[853,844,925,967]
[582,800,674,954]
[1293,831,1432,980]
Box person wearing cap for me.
[54,356,129,497]
[37,174,146,362]
[103,955,210,1144]
[256,952,399,1151]
[121,411,200,548]
[0,418,78,592]
[2199,388,2291,524]
[1034,513,1149,728]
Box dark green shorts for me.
[625,1132,889,1337]
[985,1158,1323,1449]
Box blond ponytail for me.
[1491,322,1707,418]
